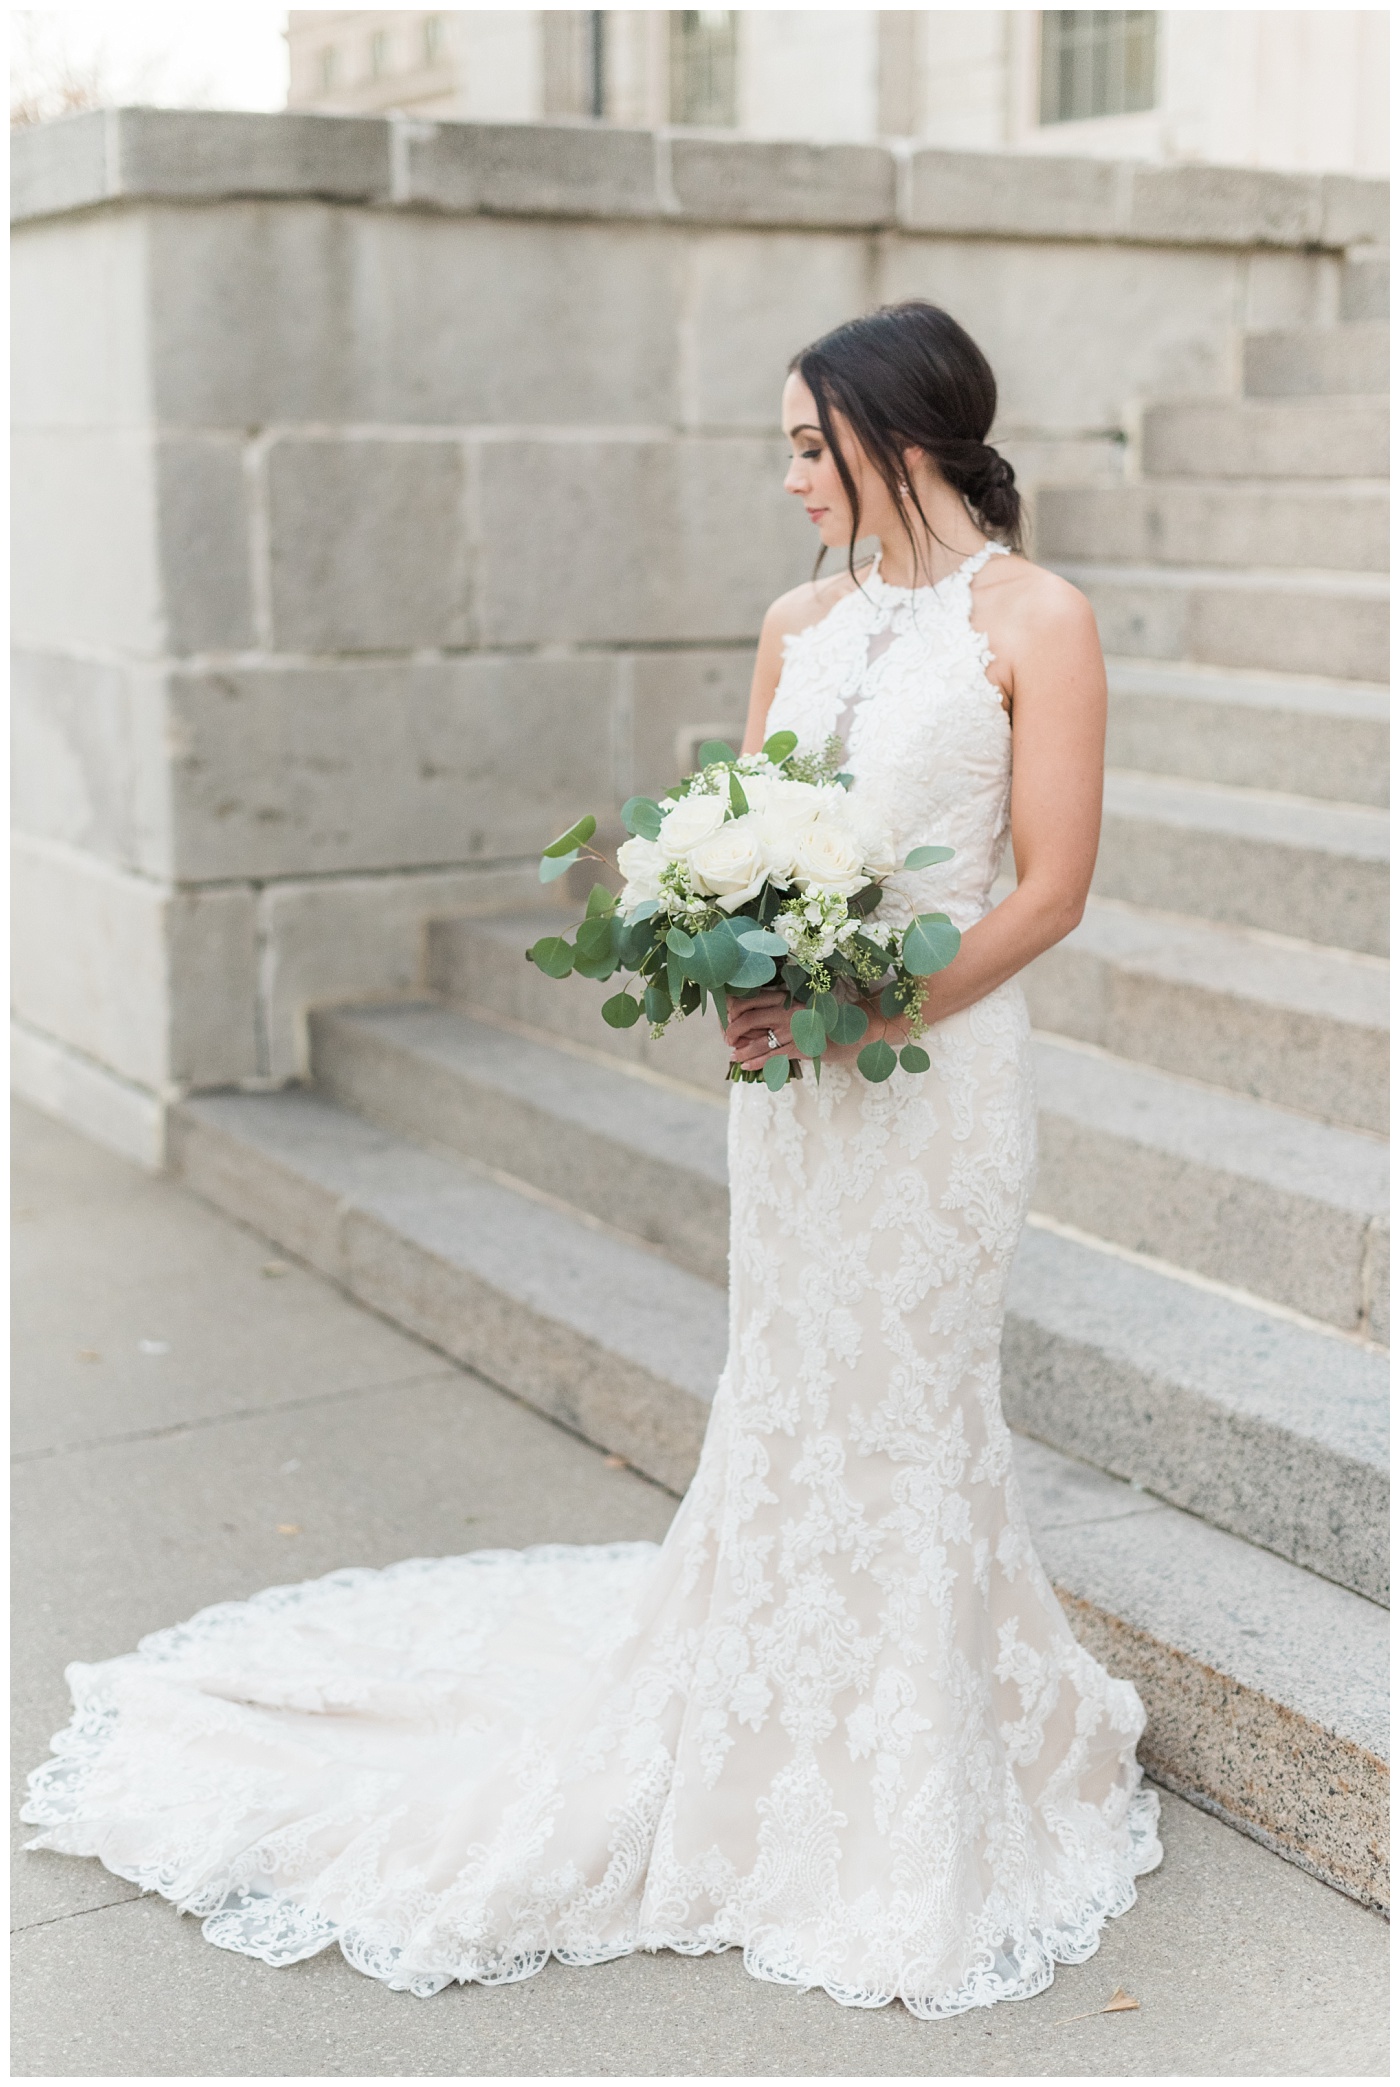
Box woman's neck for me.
[874,479,985,590]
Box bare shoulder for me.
[977,552,1097,640]
[761,558,875,643]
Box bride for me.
[24,300,1161,2016]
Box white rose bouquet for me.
[525,731,960,1088]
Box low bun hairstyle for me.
[790,300,1023,580]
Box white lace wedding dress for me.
[24,540,1161,2015]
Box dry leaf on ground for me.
[1053,1985,1141,2026]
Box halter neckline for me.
[867,541,1008,596]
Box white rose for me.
[787,816,868,897]
[657,791,727,859]
[616,834,666,905]
[686,814,771,912]
[844,801,898,879]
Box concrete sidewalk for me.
[11,1100,1388,2078]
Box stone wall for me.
[11,107,1386,1162]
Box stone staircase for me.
[166,298,1389,1913]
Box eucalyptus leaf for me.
[643,982,672,1023]
[826,1002,869,1046]
[572,948,618,982]
[619,917,657,967]
[574,914,614,963]
[711,984,728,1029]
[687,922,741,990]
[539,848,578,883]
[903,844,955,871]
[697,739,737,768]
[728,771,749,817]
[585,883,617,918]
[542,814,597,858]
[624,899,659,927]
[762,1055,791,1092]
[879,980,905,1019]
[857,1038,898,1083]
[620,795,664,841]
[726,949,777,990]
[665,926,695,957]
[790,1006,828,1058]
[903,913,962,977]
[899,1043,931,1073]
[666,948,685,1005]
[849,882,883,917]
[762,729,798,763]
[736,926,790,955]
[601,992,642,1029]
[813,991,839,1034]
[526,935,573,979]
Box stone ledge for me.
[11,107,1386,251]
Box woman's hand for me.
[725,988,795,1074]
[725,988,912,1073]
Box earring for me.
[897,480,909,496]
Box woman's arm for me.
[726,568,1106,1073]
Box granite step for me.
[1050,561,1388,682]
[167,1085,1389,1909]
[433,906,1390,1138]
[1340,253,1388,324]
[1096,769,1388,956]
[1019,896,1388,1136]
[1244,322,1389,397]
[312,1000,1388,1346]
[1104,658,1389,806]
[1140,396,1387,480]
[1038,480,1387,573]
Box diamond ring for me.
[766,1029,779,1051]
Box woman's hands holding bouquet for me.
[725,987,909,1076]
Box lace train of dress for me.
[24,542,1162,2014]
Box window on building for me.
[369,29,390,79]
[543,11,607,120]
[318,45,337,92]
[423,15,445,67]
[1039,12,1156,125]
[670,11,738,128]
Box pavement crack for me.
[12,1890,144,1935]
[12,1367,463,1467]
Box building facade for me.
[285,10,1388,176]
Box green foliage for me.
[726,949,777,990]
[643,981,672,1024]
[686,922,741,990]
[899,1043,931,1073]
[762,1055,790,1092]
[538,849,578,883]
[902,913,961,977]
[903,844,955,871]
[736,925,789,956]
[525,935,573,978]
[857,1038,898,1082]
[879,979,905,1019]
[762,729,798,762]
[542,814,596,857]
[584,883,617,918]
[573,914,615,964]
[826,1002,869,1046]
[728,771,749,817]
[697,739,737,767]
[620,796,664,840]
[601,992,642,1029]
[790,1005,828,1058]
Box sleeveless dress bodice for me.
[23,542,1161,2018]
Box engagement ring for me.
[766,1029,779,1051]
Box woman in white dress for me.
[24,300,1161,2016]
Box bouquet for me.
[524,731,961,1090]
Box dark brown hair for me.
[790,299,1023,581]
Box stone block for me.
[118,107,391,209]
[11,837,258,1089]
[1244,322,1389,398]
[164,655,619,881]
[905,148,1126,240]
[155,438,256,653]
[1321,175,1389,250]
[475,435,809,645]
[11,652,170,874]
[1341,252,1389,323]
[256,862,550,1081]
[626,649,753,799]
[1037,482,1388,573]
[11,430,162,653]
[681,230,870,426]
[266,438,470,652]
[1141,397,1388,481]
[1128,165,1323,248]
[11,209,150,429]
[877,237,1238,430]
[348,214,681,425]
[144,202,359,425]
[668,134,893,228]
[403,118,658,218]
[11,1016,166,1171]
[10,108,110,222]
